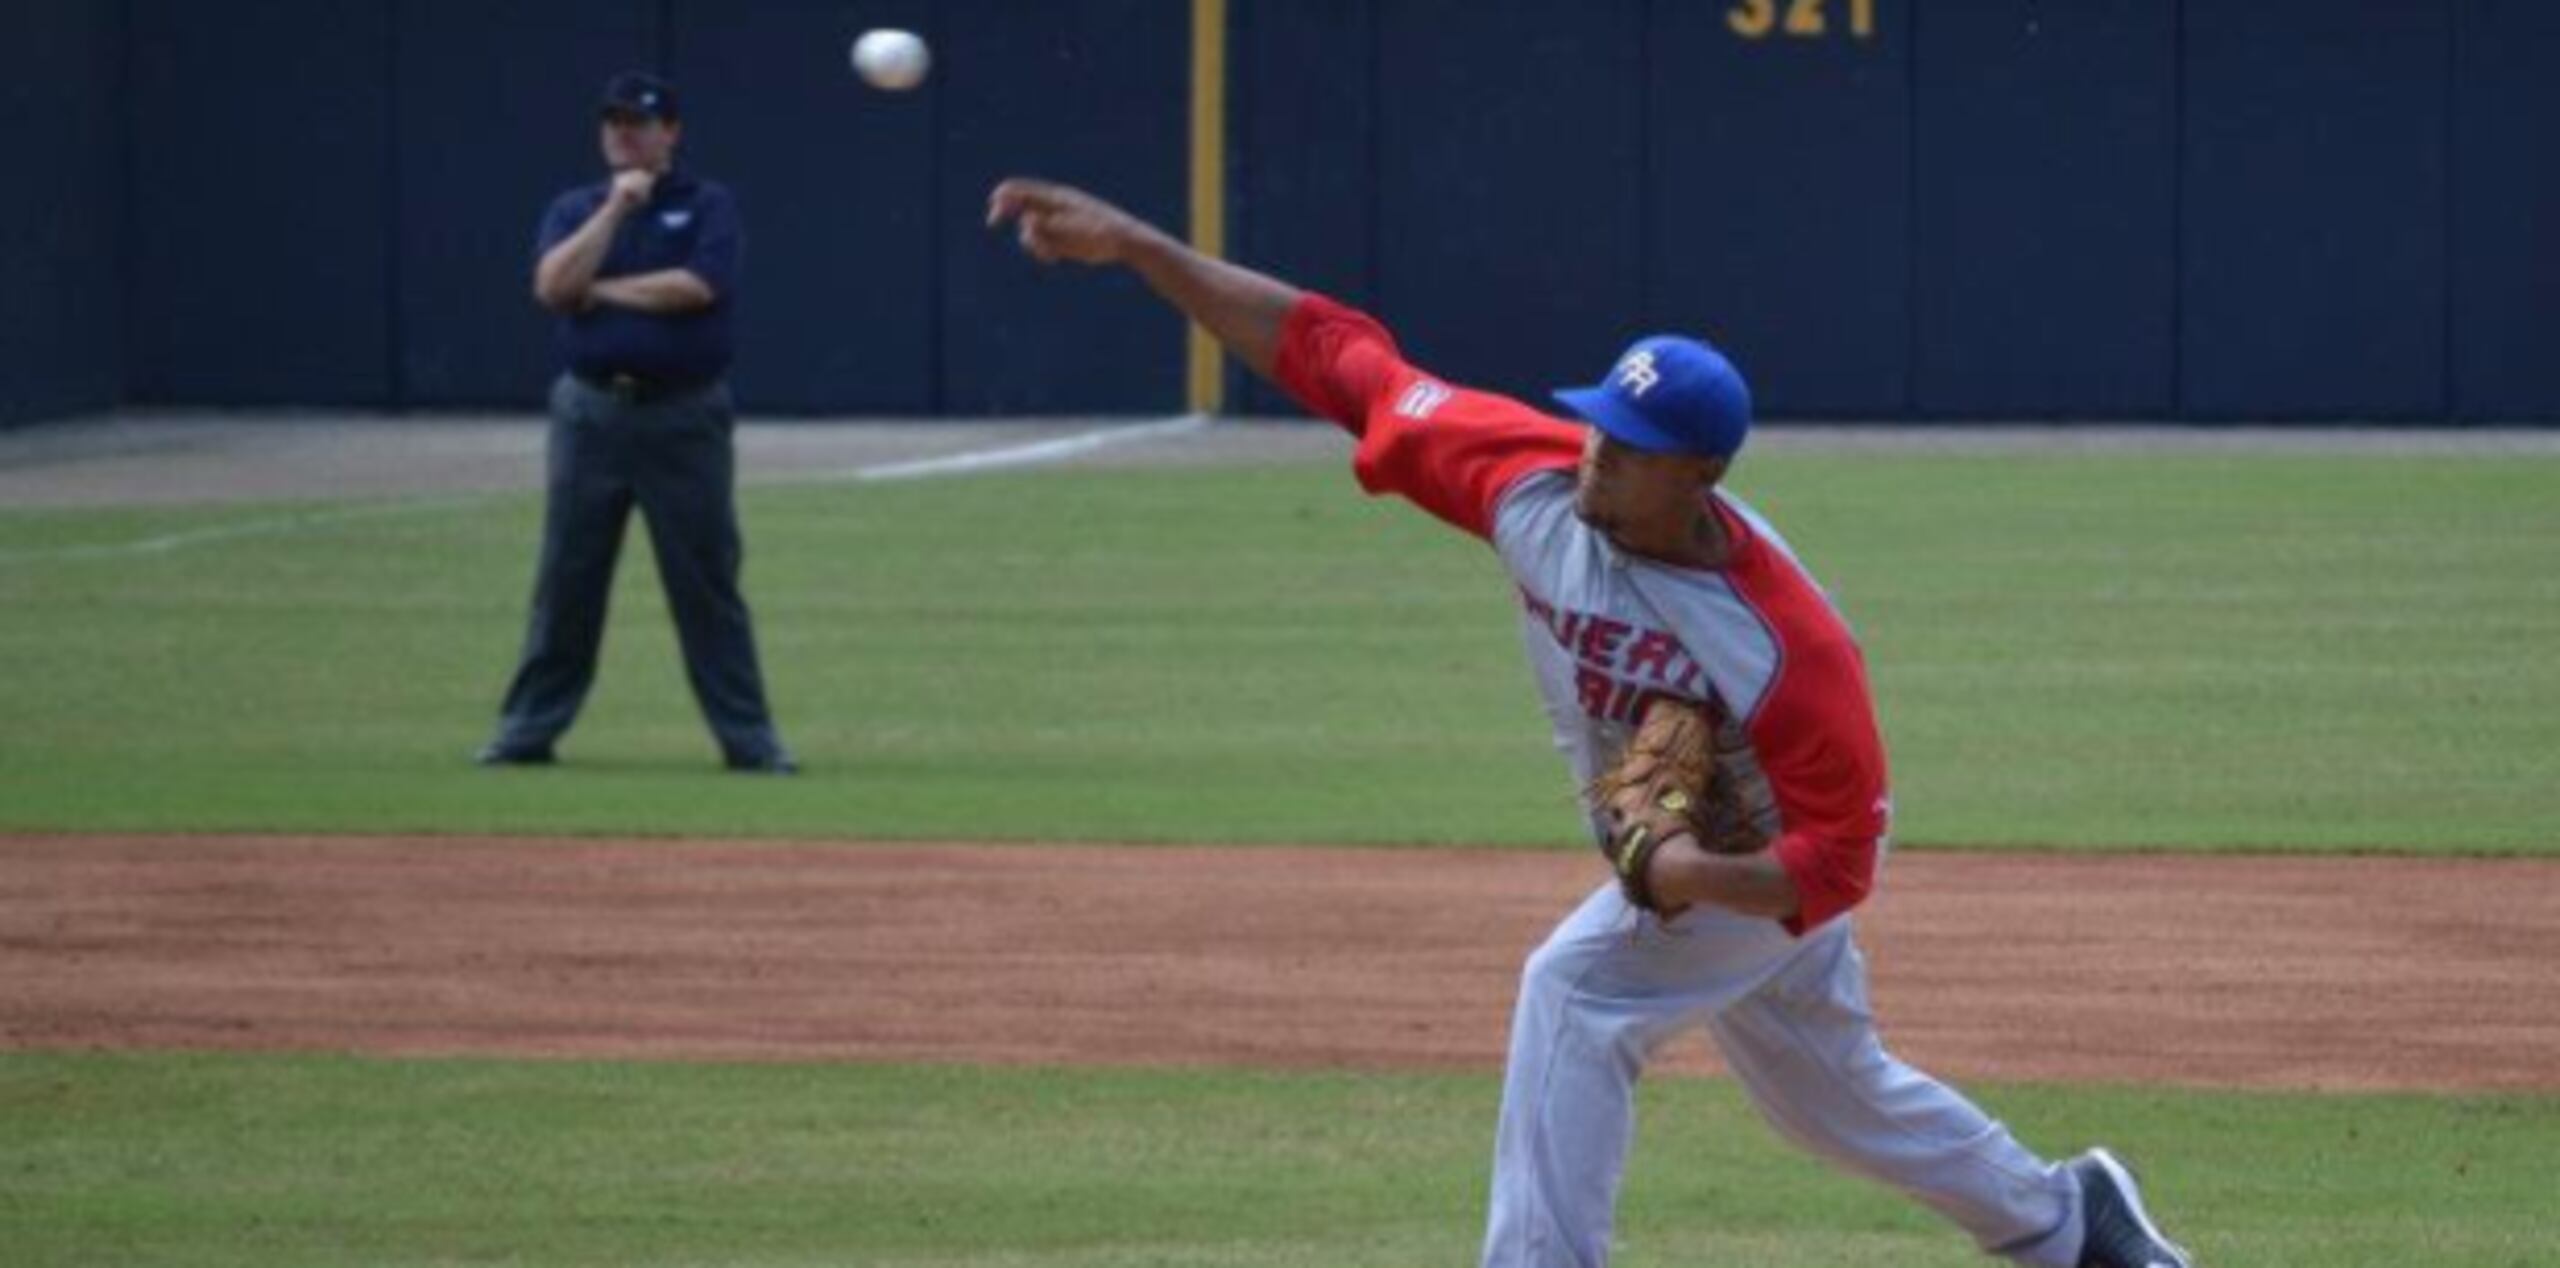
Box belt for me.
[571,369,717,404]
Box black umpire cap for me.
[599,71,680,122]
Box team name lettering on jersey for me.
[1520,588,1706,724]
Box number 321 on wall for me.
[1729,0,1878,40]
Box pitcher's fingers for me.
[1018,215,1056,262]
[987,177,1062,226]
[986,179,1032,226]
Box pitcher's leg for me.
[1707,924,2079,1266]
[1481,892,1648,1268]
[1481,889,1802,1268]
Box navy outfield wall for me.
[1233,0,2560,422]
[1912,0,2175,418]
[1,0,122,428]
[2181,1,2448,420]
[126,0,397,407]
[18,1,2558,423]
[2451,0,2560,421]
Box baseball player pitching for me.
[986,177,2197,1268]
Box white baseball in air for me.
[851,29,931,92]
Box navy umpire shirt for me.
[535,167,742,385]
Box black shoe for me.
[473,740,555,767]
[724,748,799,775]
[2072,1149,2194,1268]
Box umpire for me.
[477,72,796,774]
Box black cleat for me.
[724,748,800,775]
[473,740,556,767]
[2072,1149,2194,1268]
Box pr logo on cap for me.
[1615,350,1663,398]
[1552,336,1754,460]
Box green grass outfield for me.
[2,448,2553,851]
[5,1052,2554,1268]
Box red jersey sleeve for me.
[1272,294,1581,541]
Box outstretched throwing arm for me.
[990,177,1542,542]
[987,177,1301,381]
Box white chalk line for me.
[0,416,1213,564]
[0,494,499,565]
[835,413,1209,483]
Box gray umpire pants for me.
[491,372,784,761]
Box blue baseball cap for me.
[599,71,680,122]
[1552,336,1753,460]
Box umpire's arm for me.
[588,270,715,313]
[590,185,737,314]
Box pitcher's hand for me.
[987,178,1159,266]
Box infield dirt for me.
[5,834,2552,1093]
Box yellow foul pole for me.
[1186,0,1229,415]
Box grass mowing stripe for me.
[4,1052,2554,1267]
[1,452,2553,851]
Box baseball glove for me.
[1587,697,1773,912]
